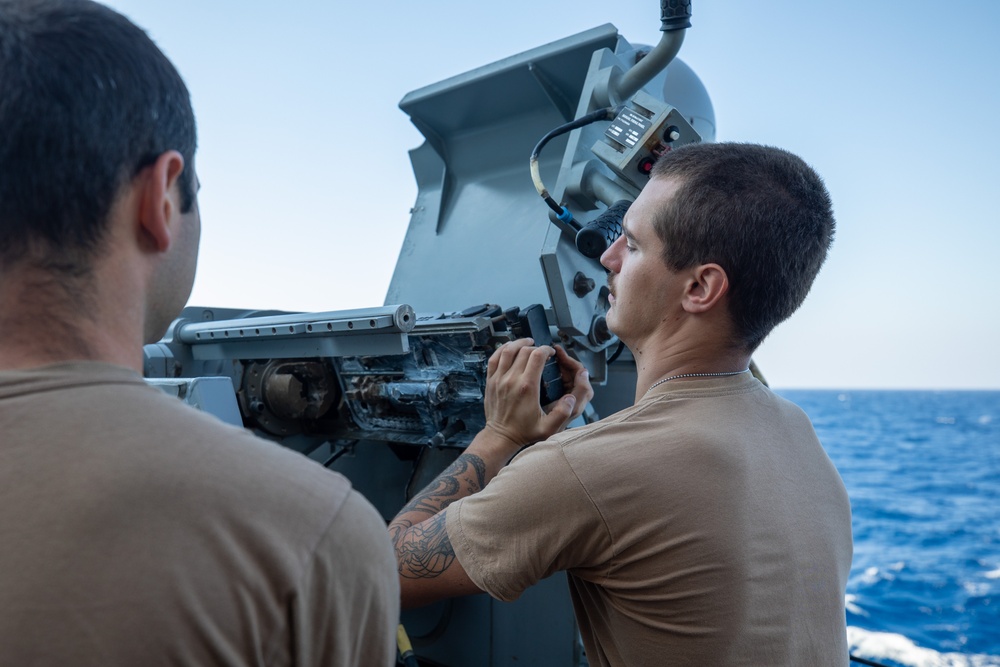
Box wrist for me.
[467,423,525,475]
[484,420,524,447]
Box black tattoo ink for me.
[395,512,456,579]
[388,453,489,579]
[396,453,487,518]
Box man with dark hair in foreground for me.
[390,142,853,666]
[0,1,398,664]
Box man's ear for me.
[682,263,730,314]
[137,150,186,253]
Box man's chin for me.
[604,312,621,338]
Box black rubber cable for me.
[606,340,625,365]
[529,106,619,221]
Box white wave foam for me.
[848,627,1000,667]
[964,581,990,596]
[861,564,902,584]
[985,567,1000,580]
[846,594,868,617]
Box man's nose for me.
[600,236,622,272]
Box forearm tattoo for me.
[389,453,487,579]
[394,512,455,579]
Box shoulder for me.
[315,488,397,571]
[11,362,359,528]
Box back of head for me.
[0,0,196,275]
[649,142,835,351]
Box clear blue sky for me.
[104,1,1000,390]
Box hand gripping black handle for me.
[575,200,632,259]
[506,304,565,406]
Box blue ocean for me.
[776,390,1000,667]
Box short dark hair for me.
[650,142,835,351]
[0,0,197,272]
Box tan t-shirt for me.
[0,362,399,666]
[447,374,852,666]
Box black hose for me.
[529,107,619,223]
[606,340,625,365]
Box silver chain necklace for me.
[645,368,751,395]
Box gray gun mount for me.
[145,12,714,667]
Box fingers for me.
[484,339,596,445]
[568,366,593,421]
[500,345,553,406]
[551,346,592,420]
[493,344,590,410]
[552,345,583,384]
[553,344,583,372]
[542,366,591,426]
[540,393,578,433]
[489,339,556,385]
[485,340,548,414]
[488,338,537,379]
[522,345,555,387]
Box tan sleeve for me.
[293,490,400,667]
[446,439,611,602]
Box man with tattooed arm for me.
[389,142,853,667]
